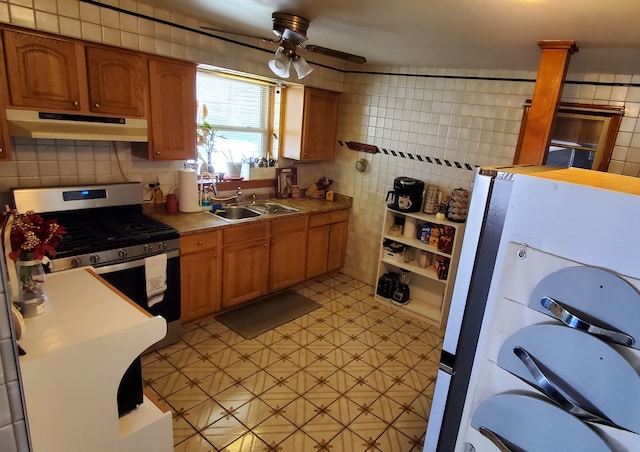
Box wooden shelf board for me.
[375,295,442,327]
[383,233,452,258]
[380,257,446,283]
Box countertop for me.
[147,194,352,236]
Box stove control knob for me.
[90,254,100,265]
[71,257,81,268]
[158,242,166,251]
[118,249,128,259]
[144,244,153,254]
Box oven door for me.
[93,249,181,323]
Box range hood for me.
[6,109,148,142]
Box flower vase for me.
[15,252,46,317]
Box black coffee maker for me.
[386,177,424,213]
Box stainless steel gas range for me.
[11,182,181,349]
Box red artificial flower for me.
[9,211,66,262]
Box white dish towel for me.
[145,253,167,308]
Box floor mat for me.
[214,289,321,339]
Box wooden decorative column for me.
[513,40,578,165]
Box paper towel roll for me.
[178,169,201,212]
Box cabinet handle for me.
[264,243,268,247]
[94,103,101,108]
[271,240,276,245]
[155,150,161,155]
[197,240,203,246]
[73,100,79,107]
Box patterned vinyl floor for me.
[141,272,443,451]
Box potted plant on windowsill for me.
[196,103,235,176]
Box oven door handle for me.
[92,250,180,274]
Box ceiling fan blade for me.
[200,26,278,43]
[304,45,367,64]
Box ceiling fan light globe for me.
[292,56,313,79]
[268,49,291,78]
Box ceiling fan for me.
[202,12,367,79]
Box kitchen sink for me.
[211,206,261,221]
[247,201,298,214]
[210,201,298,222]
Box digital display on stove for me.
[62,189,108,201]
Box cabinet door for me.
[326,221,348,272]
[146,58,196,160]
[306,225,330,278]
[270,228,307,292]
[281,86,339,161]
[222,239,269,308]
[85,46,147,117]
[180,232,221,321]
[181,248,221,321]
[3,30,83,110]
[301,88,339,160]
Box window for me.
[196,68,279,174]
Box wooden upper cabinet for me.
[281,86,340,161]
[85,46,147,117]
[3,29,84,111]
[141,58,196,160]
[2,29,148,118]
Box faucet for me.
[235,187,242,204]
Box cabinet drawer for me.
[223,222,269,245]
[308,209,349,228]
[181,231,218,254]
[271,215,307,235]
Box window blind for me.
[196,69,273,169]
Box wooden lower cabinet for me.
[306,209,349,278]
[222,222,270,308]
[269,216,308,291]
[180,209,350,316]
[326,220,348,272]
[180,231,221,322]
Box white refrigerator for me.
[425,166,640,451]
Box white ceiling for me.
[140,0,640,74]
